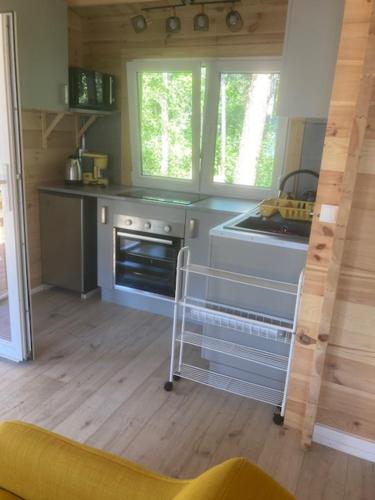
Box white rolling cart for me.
[164,246,304,425]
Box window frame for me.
[200,58,287,200]
[126,57,288,199]
[127,59,202,192]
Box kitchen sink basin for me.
[226,207,311,239]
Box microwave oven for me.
[69,67,116,112]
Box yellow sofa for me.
[0,421,294,500]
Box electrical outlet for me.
[319,204,338,224]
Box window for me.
[214,73,279,188]
[127,60,201,191]
[139,71,193,180]
[127,59,286,197]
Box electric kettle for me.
[65,156,83,185]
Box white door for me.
[0,12,32,362]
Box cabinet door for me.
[40,193,83,292]
[278,0,344,118]
[185,210,234,264]
[97,199,113,289]
[184,209,236,298]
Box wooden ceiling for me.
[69,1,201,18]
[67,0,158,7]
[68,0,276,19]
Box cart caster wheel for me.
[173,375,181,382]
[273,413,284,426]
[164,381,173,392]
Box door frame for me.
[0,11,33,361]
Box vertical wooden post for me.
[290,0,375,447]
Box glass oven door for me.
[114,230,182,297]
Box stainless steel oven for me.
[113,215,184,298]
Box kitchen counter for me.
[210,215,309,251]
[38,183,258,214]
[189,196,258,214]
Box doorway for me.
[0,12,32,362]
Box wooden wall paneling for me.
[67,0,159,7]
[22,111,77,288]
[80,1,288,59]
[69,9,84,66]
[284,0,375,446]
[71,0,288,183]
[121,63,132,186]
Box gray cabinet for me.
[0,0,69,111]
[40,192,97,294]
[185,209,235,265]
[206,231,307,387]
[97,198,114,289]
[97,199,248,305]
[279,0,344,118]
[184,209,239,298]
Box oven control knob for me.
[144,222,151,230]
[125,219,132,226]
[164,225,171,233]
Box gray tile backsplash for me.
[85,113,122,185]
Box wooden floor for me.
[0,289,373,499]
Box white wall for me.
[279,0,344,118]
[0,0,68,111]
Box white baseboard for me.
[31,284,52,295]
[313,424,375,463]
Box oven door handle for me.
[117,232,174,246]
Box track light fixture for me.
[226,7,243,32]
[141,0,239,13]
[131,15,148,33]
[194,6,209,32]
[130,0,241,34]
[166,8,182,33]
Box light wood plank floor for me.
[0,288,373,499]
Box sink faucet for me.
[278,169,319,199]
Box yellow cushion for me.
[0,489,20,499]
[0,421,294,500]
[175,458,294,500]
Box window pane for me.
[139,71,193,180]
[214,73,280,188]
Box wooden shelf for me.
[68,108,116,116]
[37,108,116,149]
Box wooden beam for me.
[300,0,375,447]
[284,118,306,194]
[41,112,65,149]
[66,0,158,6]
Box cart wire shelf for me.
[165,246,304,420]
[176,331,289,371]
[176,364,284,406]
[180,263,298,295]
[183,296,293,342]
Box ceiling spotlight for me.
[166,9,181,33]
[131,15,147,33]
[194,8,209,32]
[226,8,243,32]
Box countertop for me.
[38,183,258,215]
